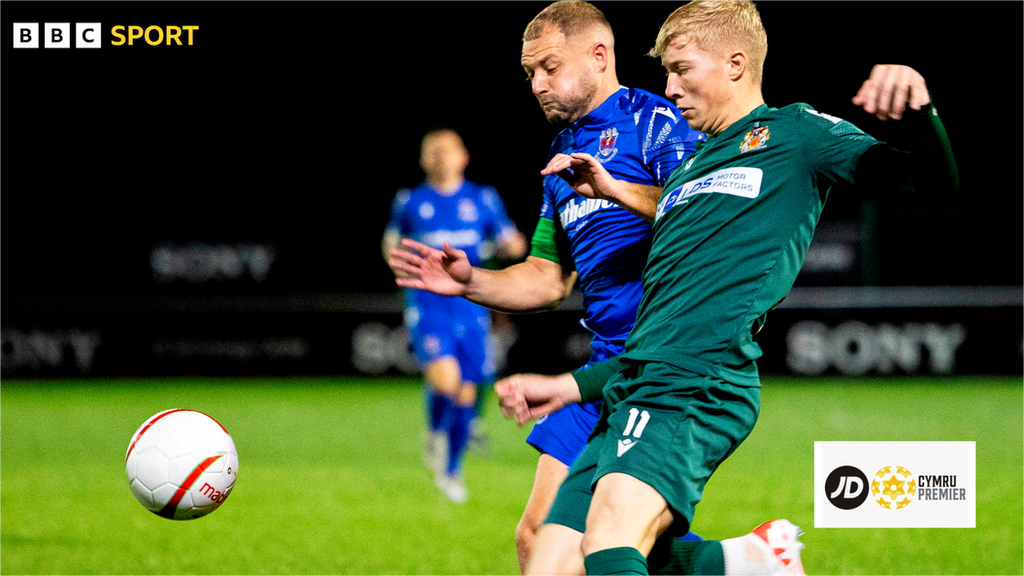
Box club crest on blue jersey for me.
[740,125,770,153]
[419,202,435,219]
[597,127,619,163]
[458,198,479,222]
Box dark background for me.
[4,4,1019,379]
[2,1,1022,377]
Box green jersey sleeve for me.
[571,355,629,402]
[853,100,959,194]
[796,104,879,187]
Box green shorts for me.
[545,361,760,537]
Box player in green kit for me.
[495,1,959,575]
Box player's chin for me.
[680,109,706,132]
[543,108,570,126]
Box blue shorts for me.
[526,337,623,467]
[407,304,494,385]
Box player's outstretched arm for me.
[542,153,662,222]
[494,373,581,427]
[390,239,576,312]
[850,64,959,194]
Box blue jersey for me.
[539,87,705,342]
[386,180,519,316]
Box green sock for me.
[584,547,649,575]
[647,539,724,575]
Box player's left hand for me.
[852,64,931,121]
[542,152,622,202]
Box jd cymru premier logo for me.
[827,464,966,511]
[814,442,975,528]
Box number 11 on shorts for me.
[617,408,650,457]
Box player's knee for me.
[578,528,606,558]
[456,384,476,407]
[517,508,545,545]
[426,358,461,397]
[515,517,536,561]
[524,524,586,576]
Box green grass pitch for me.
[1,376,1021,575]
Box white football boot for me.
[747,519,807,575]
[436,473,468,504]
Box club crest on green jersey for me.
[740,125,770,153]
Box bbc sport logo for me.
[814,441,975,528]
[13,23,198,48]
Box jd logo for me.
[825,465,869,510]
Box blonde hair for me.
[650,1,767,83]
[523,1,612,42]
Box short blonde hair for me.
[523,1,612,42]
[650,1,767,83]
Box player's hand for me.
[494,372,581,427]
[852,64,931,121]
[541,152,622,202]
[389,239,472,296]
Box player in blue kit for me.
[387,2,703,570]
[383,128,526,503]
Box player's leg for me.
[436,316,491,503]
[518,401,601,571]
[522,419,673,575]
[581,472,674,575]
[423,386,446,470]
[648,519,806,576]
[422,355,462,478]
[583,365,804,575]
[527,523,586,575]
[516,453,570,572]
[468,381,491,456]
[434,380,475,502]
[526,414,610,575]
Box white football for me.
[125,409,238,520]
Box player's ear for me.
[592,41,610,74]
[727,50,748,82]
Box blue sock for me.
[427,388,448,432]
[679,531,704,542]
[446,405,475,476]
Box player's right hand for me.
[495,372,581,427]
[389,239,472,296]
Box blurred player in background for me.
[382,128,526,503]
[387,1,703,569]
[498,1,959,574]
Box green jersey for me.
[620,103,878,386]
